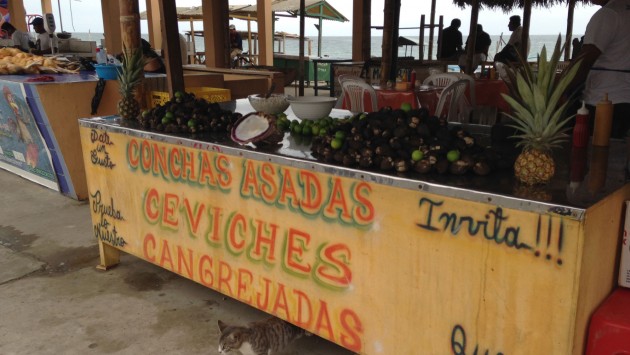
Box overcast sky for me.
[23,0,600,37]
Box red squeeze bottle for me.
[573,101,589,148]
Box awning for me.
[140,1,347,23]
[231,0,348,22]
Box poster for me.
[0,81,57,189]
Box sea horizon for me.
[72,33,581,62]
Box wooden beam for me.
[352,0,371,61]
[428,0,436,60]
[159,0,184,95]
[202,0,229,68]
[40,0,53,15]
[146,0,163,51]
[465,0,479,75]
[8,1,27,31]
[257,0,273,65]
[522,0,532,62]
[298,0,305,96]
[564,0,576,61]
[119,0,141,51]
[102,0,122,54]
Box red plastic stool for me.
[586,287,630,355]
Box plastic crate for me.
[148,87,231,108]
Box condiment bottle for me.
[96,47,107,65]
[572,101,589,148]
[592,93,613,146]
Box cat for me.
[217,317,308,355]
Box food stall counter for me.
[78,99,630,354]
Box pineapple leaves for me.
[501,35,576,152]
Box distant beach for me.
[71,33,581,61]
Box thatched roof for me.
[452,0,583,11]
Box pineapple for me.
[117,46,145,121]
[501,35,581,185]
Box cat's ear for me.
[218,320,228,333]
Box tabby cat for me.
[217,317,307,355]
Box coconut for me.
[230,112,283,145]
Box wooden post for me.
[380,0,394,85]
[419,15,425,61]
[202,0,229,68]
[436,15,444,60]
[40,0,53,15]
[118,0,141,51]
[352,0,371,61]
[146,0,162,52]
[522,0,532,63]
[465,0,479,75]
[298,0,305,96]
[158,0,184,95]
[428,0,436,60]
[257,0,273,66]
[96,241,120,271]
[101,0,121,54]
[565,0,576,61]
[7,1,27,31]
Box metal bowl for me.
[248,94,290,115]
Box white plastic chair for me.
[422,73,460,88]
[335,74,364,108]
[434,79,470,123]
[341,79,378,114]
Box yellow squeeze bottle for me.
[592,93,613,146]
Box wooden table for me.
[341,85,418,112]
[415,79,511,118]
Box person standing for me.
[229,24,243,59]
[566,0,630,138]
[494,15,530,64]
[30,17,57,55]
[1,22,33,52]
[458,24,491,72]
[438,19,463,60]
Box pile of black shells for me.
[310,107,508,176]
[138,91,241,134]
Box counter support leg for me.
[96,241,120,270]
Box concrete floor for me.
[0,169,353,355]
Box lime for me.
[187,119,196,128]
[292,124,302,134]
[411,150,423,161]
[161,116,173,125]
[164,111,174,120]
[331,138,343,149]
[319,128,328,136]
[142,110,150,118]
[446,150,460,162]
[311,125,320,136]
[334,130,346,140]
[174,91,184,99]
[302,125,312,135]
[401,102,412,112]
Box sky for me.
[22,0,600,37]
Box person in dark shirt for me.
[458,24,491,72]
[438,19,463,60]
[229,24,243,59]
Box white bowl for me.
[248,94,290,115]
[288,96,337,120]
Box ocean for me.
[71,33,578,62]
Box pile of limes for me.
[276,114,345,138]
